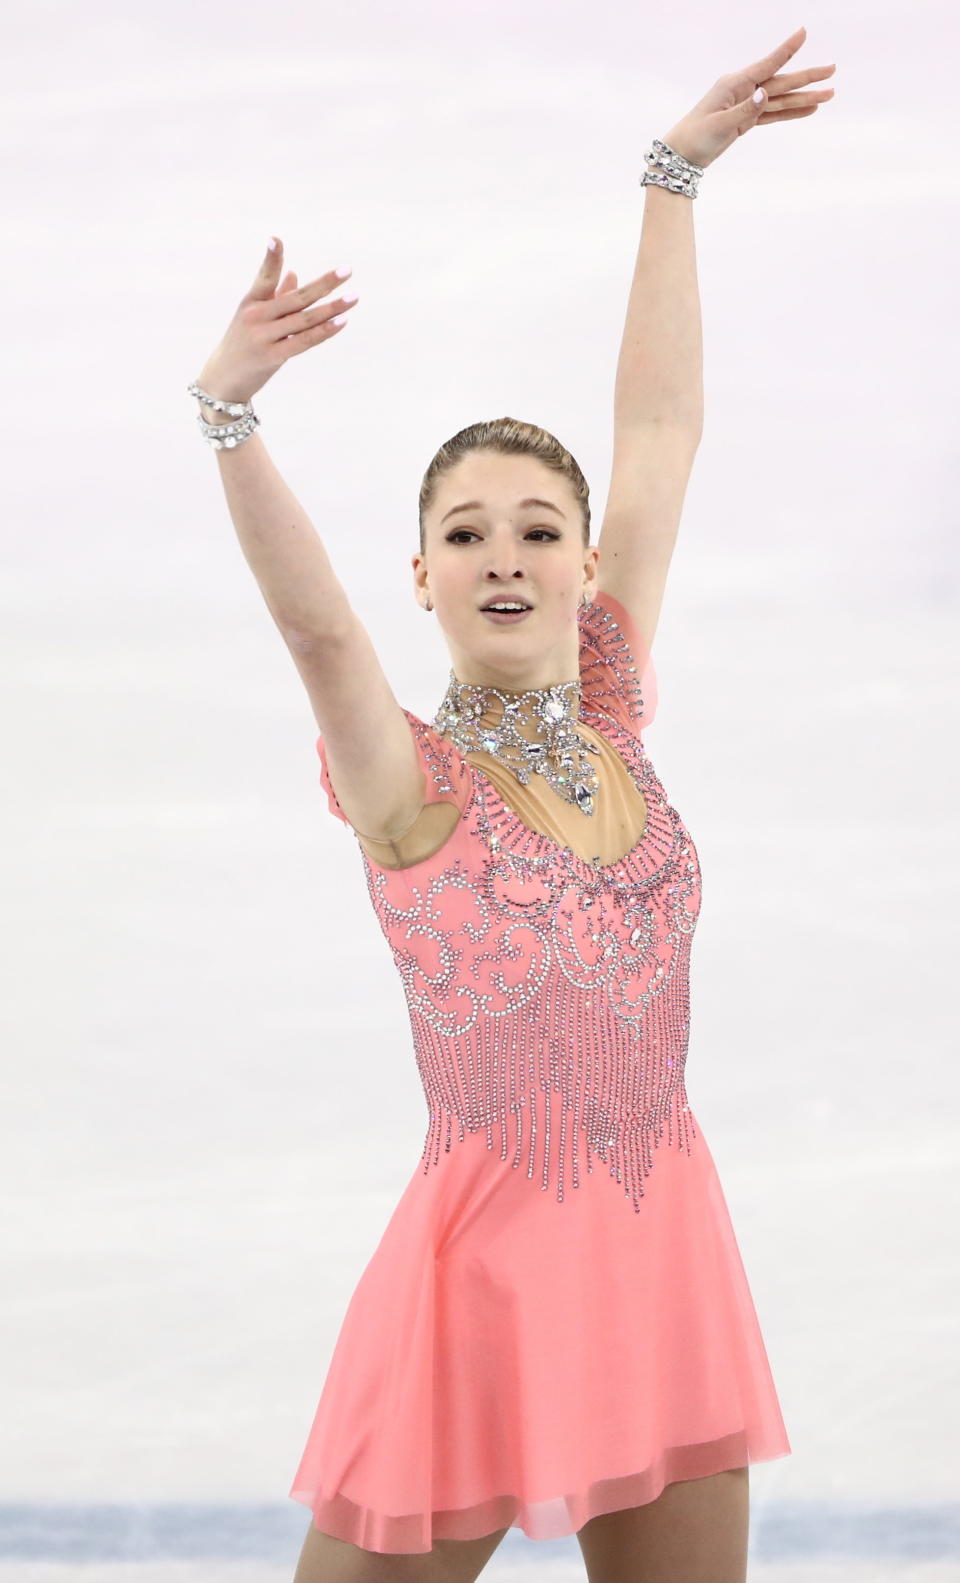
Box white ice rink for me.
[3,4,957,1578]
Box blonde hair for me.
[418,416,591,555]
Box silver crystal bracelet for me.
[185,382,260,450]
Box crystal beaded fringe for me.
[409,980,699,1217]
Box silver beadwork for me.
[360,702,700,1215]
[341,598,696,1216]
[432,674,603,816]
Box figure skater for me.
[188,25,835,1583]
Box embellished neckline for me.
[467,720,673,886]
[432,669,603,816]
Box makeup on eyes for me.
[446,529,561,543]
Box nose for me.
[484,549,528,582]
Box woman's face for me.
[414,452,599,691]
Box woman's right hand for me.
[196,237,359,409]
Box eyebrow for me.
[440,496,567,526]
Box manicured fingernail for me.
[342,291,359,303]
[267,237,277,250]
[334,265,352,279]
[331,313,349,325]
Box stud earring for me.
[423,596,433,612]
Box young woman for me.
[189,27,835,1583]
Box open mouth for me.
[480,602,533,623]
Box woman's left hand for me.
[659,25,836,171]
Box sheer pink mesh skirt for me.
[289,1092,790,1554]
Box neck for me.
[432,669,600,812]
[435,670,583,749]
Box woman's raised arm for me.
[194,240,360,641]
[192,240,427,843]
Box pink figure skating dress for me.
[289,589,790,1553]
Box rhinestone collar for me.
[432,670,602,815]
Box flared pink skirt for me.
[289,1095,790,1554]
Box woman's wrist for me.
[195,365,255,424]
[198,402,236,426]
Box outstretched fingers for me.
[236,241,360,354]
[766,62,837,93]
[740,23,809,87]
[261,263,354,321]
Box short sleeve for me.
[315,732,350,825]
[315,706,473,833]
[578,589,658,737]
